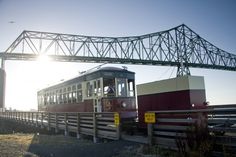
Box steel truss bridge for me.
[0,24,236,76]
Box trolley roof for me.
[38,66,135,93]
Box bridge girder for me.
[0,24,236,75]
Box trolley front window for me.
[117,78,127,97]
[103,78,115,97]
[128,79,135,97]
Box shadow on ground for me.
[27,134,141,157]
[0,118,142,157]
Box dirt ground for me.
[0,133,144,157]
[0,119,147,157]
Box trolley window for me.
[67,86,72,103]
[63,88,67,103]
[97,79,101,97]
[103,78,115,97]
[117,78,127,97]
[59,89,63,104]
[72,85,77,103]
[128,79,135,97]
[76,83,82,102]
[86,82,93,97]
[56,90,59,104]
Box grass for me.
[0,118,169,157]
[0,133,37,157]
[0,133,95,157]
[0,118,142,157]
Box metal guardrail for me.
[146,106,236,152]
[0,111,121,142]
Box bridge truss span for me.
[1,24,236,76]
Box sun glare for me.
[37,55,51,62]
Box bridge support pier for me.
[0,58,6,111]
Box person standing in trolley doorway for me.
[107,85,115,94]
[107,79,115,96]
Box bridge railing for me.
[146,105,236,152]
[0,111,121,142]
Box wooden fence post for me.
[36,112,38,127]
[23,112,25,123]
[48,112,51,131]
[93,113,98,143]
[148,123,153,146]
[41,112,44,128]
[55,113,58,133]
[27,112,29,123]
[27,112,30,124]
[31,112,34,125]
[20,112,23,123]
[115,113,121,140]
[64,113,68,136]
[24,112,26,122]
[77,113,80,139]
[28,112,30,124]
[24,112,28,123]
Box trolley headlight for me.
[122,102,127,108]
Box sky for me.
[0,0,236,110]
